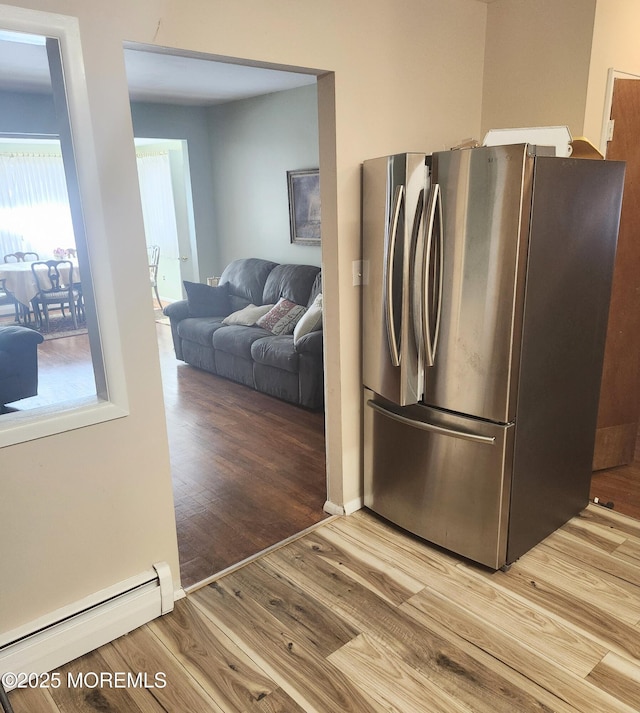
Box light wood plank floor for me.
[9,504,640,713]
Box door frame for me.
[599,68,640,156]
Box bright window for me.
[0,148,76,258]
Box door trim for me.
[600,68,640,156]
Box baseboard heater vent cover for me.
[0,562,174,691]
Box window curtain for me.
[0,152,75,259]
[135,151,179,262]
[0,149,178,263]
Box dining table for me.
[0,259,82,308]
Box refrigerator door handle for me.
[422,183,443,366]
[433,182,444,359]
[411,188,427,364]
[384,183,404,367]
[367,400,496,445]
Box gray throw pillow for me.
[184,281,230,317]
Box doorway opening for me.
[589,69,640,521]
[135,138,196,305]
[124,44,330,588]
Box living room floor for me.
[155,322,329,588]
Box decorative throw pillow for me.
[256,297,306,335]
[184,280,230,318]
[222,303,274,326]
[293,293,323,344]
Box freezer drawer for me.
[364,394,514,569]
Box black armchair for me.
[0,325,44,412]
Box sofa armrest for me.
[294,329,323,356]
[0,325,44,350]
[163,299,190,322]
[162,300,190,362]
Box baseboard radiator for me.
[0,562,174,692]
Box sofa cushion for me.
[256,298,306,335]
[222,303,273,326]
[182,339,217,373]
[294,293,322,344]
[294,329,323,356]
[253,363,299,404]
[219,258,278,305]
[183,281,230,317]
[307,271,322,307]
[177,317,226,347]
[215,350,255,387]
[251,335,299,373]
[262,263,320,306]
[212,324,272,359]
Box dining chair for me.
[30,260,81,332]
[2,253,39,323]
[3,251,40,263]
[147,244,162,309]
[0,278,20,322]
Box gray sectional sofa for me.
[163,258,324,409]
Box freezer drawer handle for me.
[367,400,496,445]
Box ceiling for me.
[0,31,317,106]
[122,48,317,105]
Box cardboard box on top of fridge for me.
[570,137,604,160]
[483,126,573,157]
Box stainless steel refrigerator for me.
[362,144,625,569]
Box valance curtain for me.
[0,152,75,259]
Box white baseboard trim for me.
[0,562,174,691]
[343,497,364,515]
[323,499,345,516]
[323,497,363,516]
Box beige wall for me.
[1,0,488,635]
[584,0,640,146]
[481,0,596,139]
[481,0,640,154]
[3,0,633,647]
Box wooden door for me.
[593,78,640,469]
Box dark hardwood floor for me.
[590,445,640,521]
[155,322,328,588]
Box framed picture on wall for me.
[287,169,321,246]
